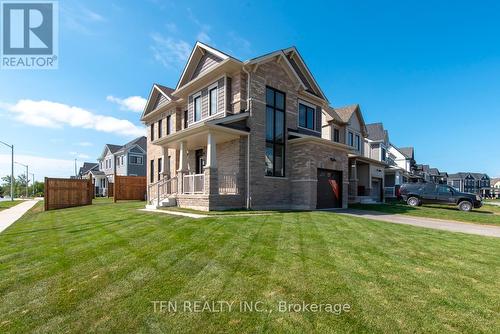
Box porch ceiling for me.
[153,123,249,150]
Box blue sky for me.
[1,0,499,180]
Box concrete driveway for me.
[0,200,40,233]
[339,209,500,238]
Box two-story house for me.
[141,42,352,211]
[95,136,147,196]
[447,172,491,197]
[322,105,386,203]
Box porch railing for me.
[148,176,178,205]
[183,173,204,194]
[219,173,238,194]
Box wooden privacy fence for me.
[113,175,146,202]
[44,177,93,211]
[107,182,114,197]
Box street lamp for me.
[15,161,28,198]
[30,173,35,197]
[0,140,14,201]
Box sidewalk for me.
[338,209,500,238]
[0,200,40,233]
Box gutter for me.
[243,65,252,209]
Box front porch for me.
[348,156,386,204]
[147,118,249,211]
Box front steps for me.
[145,196,177,209]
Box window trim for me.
[150,160,154,183]
[193,91,202,123]
[166,114,171,135]
[129,154,143,165]
[332,126,340,143]
[297,99,318,132]
[208,82,218,116]
[265,86,286,178]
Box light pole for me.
[30,173,35,197]
[15,162,28,198]
[0,140,14,201]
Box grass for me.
[350,201,500,226]
[0,199,499,333]
[0,200,22,211]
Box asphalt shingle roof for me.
[334,104,359,123]
[366,123,386,141]
[399,147,414,159]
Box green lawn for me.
[0,199,499,333]
[350,201,500,226]
[0,200,22,211]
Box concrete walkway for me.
[339,209,500,238]
[138,208,208,219]
[0,200,40,233]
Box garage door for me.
[317,169,342,209]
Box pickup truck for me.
[399,183,482,212]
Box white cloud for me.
[69,152,91,159]
[3,99,145,137]
[197,31,211,44]
[150,33,191,69]
[0,154,83,180]
[227,31,252,57]
[165,22,177,33]
[77,141,93,147]
[106,95,147,113]
[61,3,106,35]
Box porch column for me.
[161,146,170,179]
[204,132,218,196]
[349,159,358,198]
[177,141,187,194]
[205,132,217,168]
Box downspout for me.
[242,65,252,209]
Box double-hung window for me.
[265,87,285,177]
[333,128,340,142]
[158,119,162,138]
[157,158,162,181]
[166,115,171,135]
[348,132,354,147]
[298,102,315,130]
[355,134,360,151]
[150,160,154,183]
[150,123,154,141]
[209,86,217,116]
[194,94,201,122]
[183,110,188,129]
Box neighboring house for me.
[93,136,147,196]
[429,168,448,184]
[491,178,500,198]
[447,172,491,197]
[385,144,414,198]
[141,42,352,211]
[78,162,99,179]
[323,106,387,203]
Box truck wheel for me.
[407,197,420,207]
[458,201,472,212]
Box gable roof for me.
[141,84,177,120]
[399,147,414,160]
[176,41,239,90]
[116,136,147,153]
[334,104,359,123]
[448,172,489,180]
[245,46,328,101]
[333,104,367,135]
[366,123,388,142]
[429,168,440,176]
[78,162,98,176]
